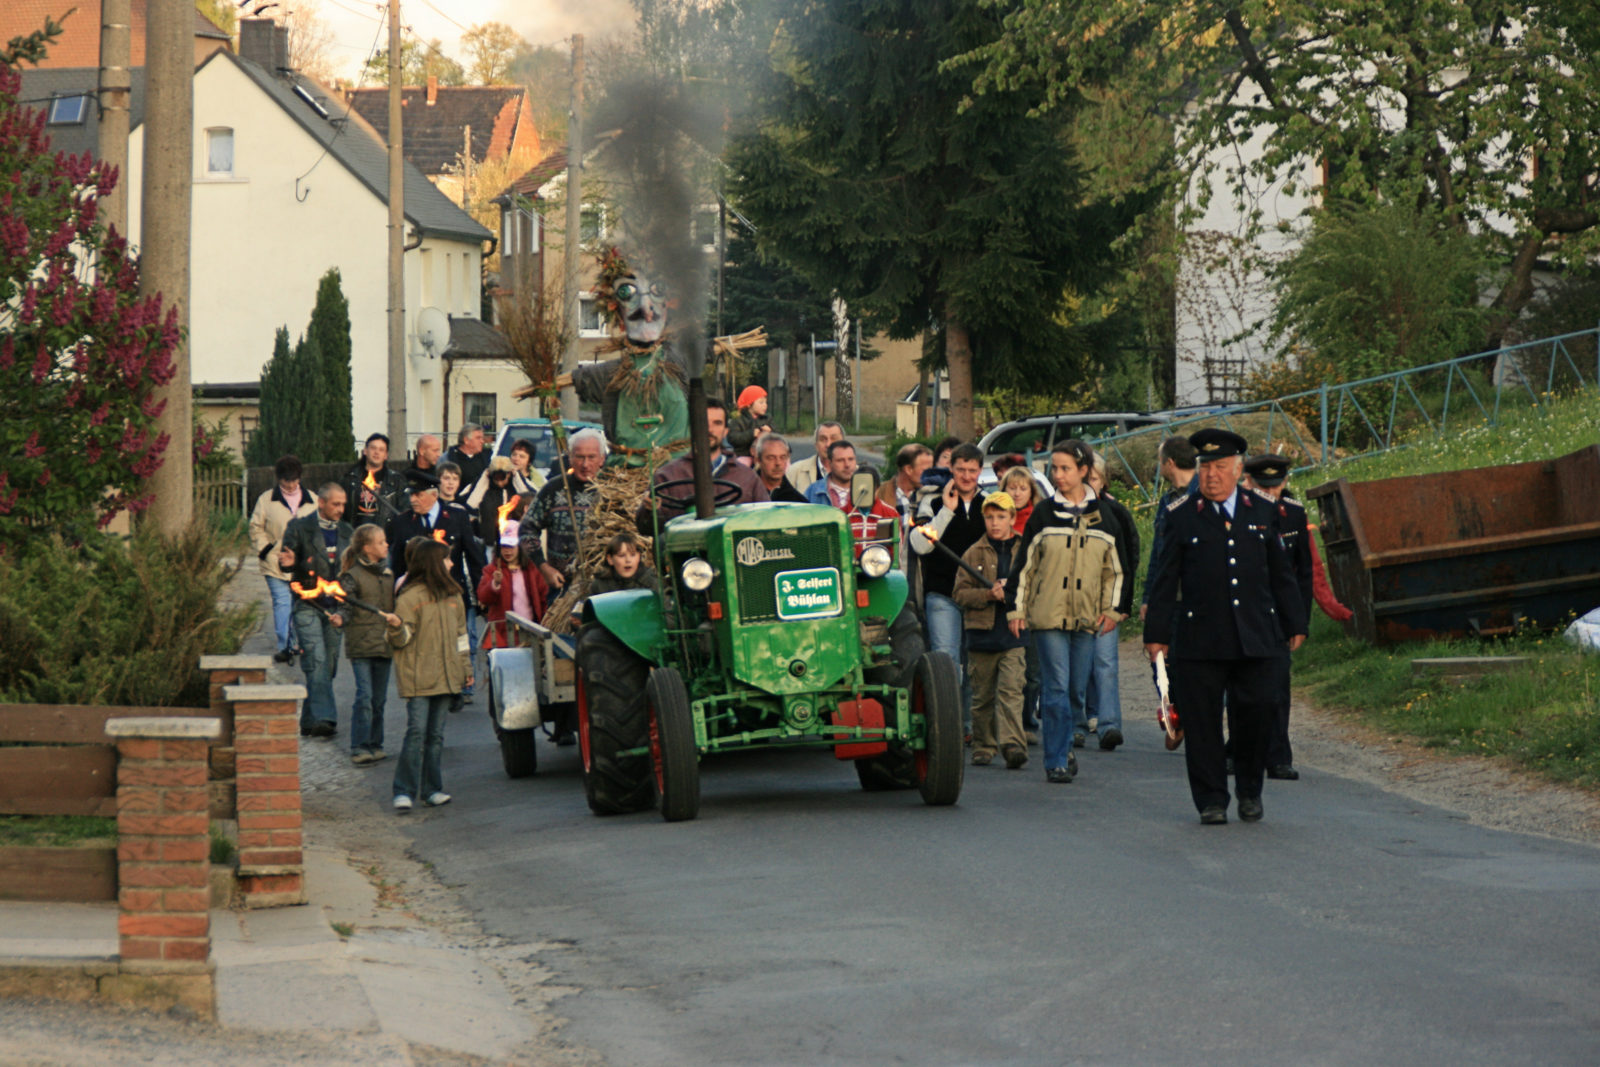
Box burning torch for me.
[913,522,993,587]
[1152,651,1184,751]
[289,577,391,619]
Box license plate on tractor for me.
[774,567,843,621]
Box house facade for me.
[121,19,496,451]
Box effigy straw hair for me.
[540,459,668,632]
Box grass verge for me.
[0,815,117,847]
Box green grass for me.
[1119,386,1600,792]
[0,815,117,847]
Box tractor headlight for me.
[859,544,892,578]
[680,557,715,592]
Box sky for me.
[314,0,634,81]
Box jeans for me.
[394,694,451,801]
[1034,628,1097,770]
[924,592,972,728]
[349,658,391,754]
[264,575,298,653]
[1082,627,1123,735]
[292,603,342,730]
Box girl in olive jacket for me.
[340,525,400,765]
[385,539,472,812]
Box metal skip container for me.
[1307,445,1600,644]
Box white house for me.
[124,19,500,450]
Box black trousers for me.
[1172,654,1285,812]
[1266,654,1294,767]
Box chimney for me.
[275,25,291,73]
[239,18,276,71]
[427,75,438,106]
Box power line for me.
[322,0,383,22]
[417,0,469,34]
[294,5,388,198]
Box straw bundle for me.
[541,457,674,631]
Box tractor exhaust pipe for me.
[687,375,716,520]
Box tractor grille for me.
[733,524,841,623]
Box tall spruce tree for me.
[245,328,297,468]
[726,0,1143,440]
[307,269,353,462]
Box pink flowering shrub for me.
[0,62,179,540]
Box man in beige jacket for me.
[247,455,318,663]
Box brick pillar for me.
[227,683,308,907]
[105,716,221,1017]
[199,654,271,819]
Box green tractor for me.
[576,473,964,821]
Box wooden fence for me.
[194,467,246,517]
[0,704,228,902]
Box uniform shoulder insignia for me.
[1279,495,1304,510]
[1167,495,1190,513]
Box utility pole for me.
[96,0,131,234]
[386,0,406,449]
[560,34,585,422]
[140,0,193,535]
[461,124,471,210]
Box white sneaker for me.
[424,792,452,807]
[393,795,413,813]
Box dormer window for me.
[206,128,234,177]
[48,93,88,125]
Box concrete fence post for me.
[226,683,308,907]
[104,715,221,1017]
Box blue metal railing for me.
[1083,326,1600,504]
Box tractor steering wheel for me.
[651,477,747,510]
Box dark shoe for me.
[1200,806,1228,825]
[448,695,465,714]
[971,750,993,766]
[1098,727,1124,752]
[273,649,295,664]
[1002,744,1028,770]
[554,729,577,747]
[1046,765,1073,784]
[1267,764,1300,780]
[1238,796,1264,822]
[1072,732,1086,749]
[309,720,336,738]
[1025,730,1039,746]
[300,726,312,738]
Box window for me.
[579,204,605,244]
[48,93,88,125]
[500,206,537,257]
[578,292,606,338]
[501,210,515,255]
[692,205,720,253]
[463,393,497,434]
[205,127,234,176]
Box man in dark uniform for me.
[1143,430,1306,825]
[1243,453,1315,781]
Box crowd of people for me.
[248,396,1349,825]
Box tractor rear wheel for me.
[576,624,655,815]
[855,604,924,791]
[912,651,963,806]
[647,668,699,822]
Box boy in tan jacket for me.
[952,493,1029,770]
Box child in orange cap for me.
[729,385,772,464]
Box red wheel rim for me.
[647,695,665,793]
[576,672,593,772]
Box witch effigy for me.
[556,247,690,465]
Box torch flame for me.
[431,529,448,543]
[495,496,518,536]
[291,576,348,601]
[363,468,379,491]
[918,523,940,543]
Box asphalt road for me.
[372,644,1600,1067]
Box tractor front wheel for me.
[912,652,963,806]
[576,624,655,815]
[855,604,925,791]
[647,667,700,822]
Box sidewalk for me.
[0,553,578,1065]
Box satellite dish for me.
[417,307,450,355]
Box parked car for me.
[976,411,1171,489]
[491,418,603,479]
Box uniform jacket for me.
[386,583,470,698]
[1142,488,1308,659]
[249,486,317,579]
[387,505,481,603]
[1004,490,1123,633]
[339,462,408,529]
[1141,480,1198,607]
[1097,491,1141,618]
[476,561,550,649]
[1263,489,1314,614]
[280,511,354,593]
[339,555,396,659]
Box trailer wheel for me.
[855,604,924,791]
[576,624,655,815]
[912,651,963,806]
[498,728,538,779]
[647,667,700,822]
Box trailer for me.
[485,612,577,778]
[1307,444,1600,644]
